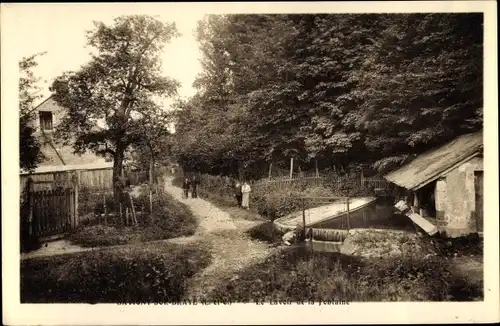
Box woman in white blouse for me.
[241,181,252,209]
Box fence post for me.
[119,203,123,224]
[103,194,108,225]
[71,172,80,227]
[129,193,137,225]
[27,177,34,239]
[302,197,306,240]
[125,207,129,226]
[149,189,153,213]
[289,157,294,179]
[346,197,351,230]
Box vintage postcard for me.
[2,1,499,325]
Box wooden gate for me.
[22,179,77,241]
[31,188,76,238]
[474,171,483,233]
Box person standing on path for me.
[191,173,201,198]
[234,181,242,207]
[241,181,251,209]
[182,177,190,199]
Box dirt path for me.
[162,178,279,299]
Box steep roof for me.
[32,95,55,111]
[384,131,483,190]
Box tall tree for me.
[350,13,483,172]
[131,108,174,180]
[19,52,47,171]
[50,15,180,201]
[174,13,483,178]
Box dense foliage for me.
[50,15,180,201]
[173,13,483,176]
[19,52,46,171]
[21,242,210,303]
[206,239,483,302]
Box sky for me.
[9,3,206,107]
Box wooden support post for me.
[149,160,154,185]
[302,197,306,240]
[73,171,80,226]
[149,190,153,213]
[413,191,419,213]
[289,157,294,179]
[119,203,123,224]
[129,193,137,225]
[268,163,272,180]
[346,197,351,230]
[27,178,34,239]
[103,194,107,225]
[315,159,319,178]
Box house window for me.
[39,111,53,131]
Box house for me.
[25,96,108,168]
[384,131,483,238]
[20,96,115,191]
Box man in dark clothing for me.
[182,177,190,199]
[191,174,200,198]
[234,181,242,207]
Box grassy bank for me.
[206,244,483,302]
[68,187,198,248]
[21,242,211,303]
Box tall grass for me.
[206,246,483,302]
[21,242,211,303]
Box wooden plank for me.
[406,212,438,236]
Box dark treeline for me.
[172,13,483,179]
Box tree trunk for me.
[113,148,125,217]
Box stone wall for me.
[443,156,483,237]
[434,178,447,229]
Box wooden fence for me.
[254,172,393,190]
[20,167,113,191]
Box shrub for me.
[68,188,198,247]
[21,242,211,303]
[246,221,282,243]
[251,183,333,220]
[206,246,483,302]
